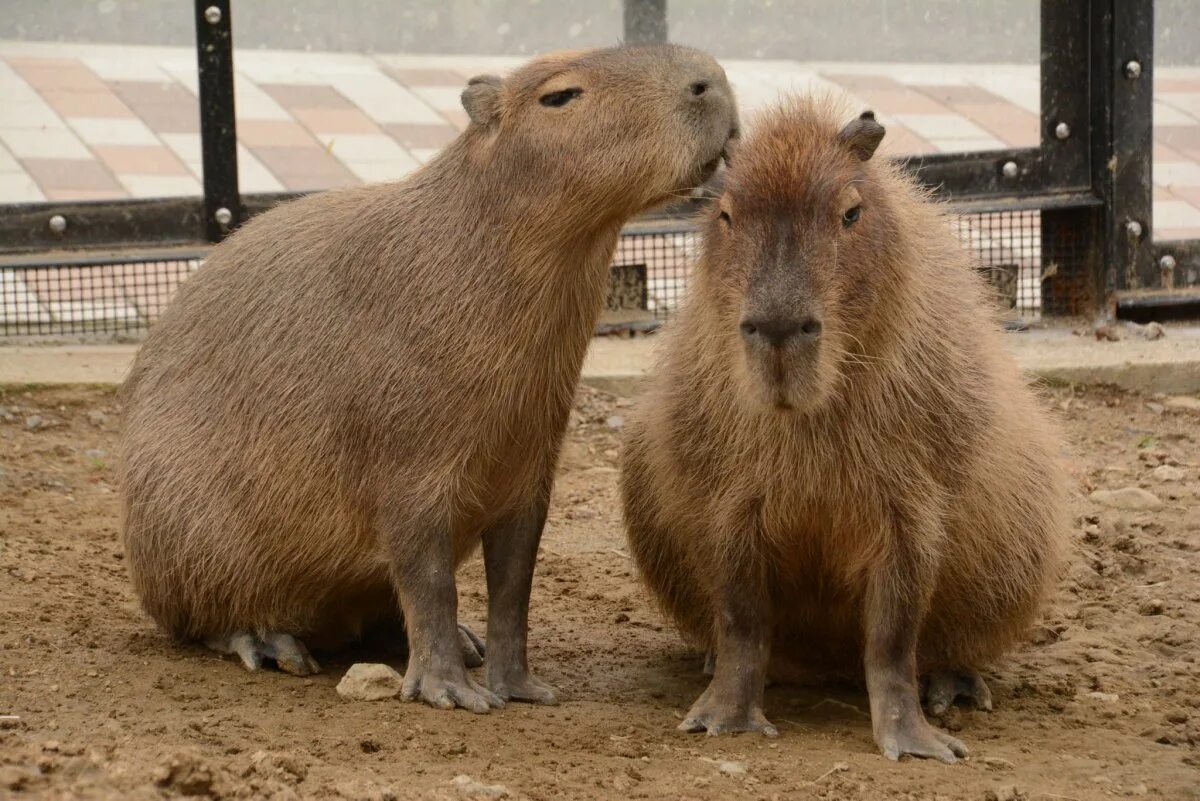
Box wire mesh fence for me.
[0,209,1089,338]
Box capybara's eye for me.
[718,210,732,228]
[539,88,584,108]
[842,205,862,227]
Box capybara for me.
[120,44,738,713]
[620,96,1068,760]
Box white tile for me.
[234,61,329,87]
[1159,93,1200,120]
[411,86,465,112]
[928,137,1007,153]
[1154,161,1200,189]
[81,55,170,83]
[971,74,1040,115]
[236,145,284,193]
[117,174,203,198]
[0,99,68,130]
[233,75,292,121]
[0,170,46,202]
[158,59,200,95]
[410,147,442,165]
[1155,200,1200,230]
[893,113,992,140]
[0,127,91,159]
[1153,100,1198,126]
[328,73,444,125]
[315,133,413,162]
[344,159,418,183]
[0,142,20,172]
[0,272,51,323]
[160,132,202,165]
[69,117,160,146]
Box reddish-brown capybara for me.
[621,96,1068,760]
[120,44,738,713]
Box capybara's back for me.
[620,95,1068,760]
[121,44,739,710]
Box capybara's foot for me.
[875,710,968,763]
[458,624,486,669]
[401,660,504,713]
[486,667,559,705]
[206,631,321,676]
[678,685,779,737]
[922,669,993,716]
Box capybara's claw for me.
[206,631,320,676]
[457,624,486,669]
[678,693,778,737]
[401,664,503,713]
[487,670,559,705]
[877,718,967,763]
[922,669,993,716]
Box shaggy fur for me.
[620,96,1069,754]
[120,45,737,682]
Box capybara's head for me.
[460,44,738,218]
[701,99,898,413]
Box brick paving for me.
[3,40,1200,330]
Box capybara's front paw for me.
[875,713,968,763]
[678,686,778,737]
[487,668,559,705]
[401,661,504,713]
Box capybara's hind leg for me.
[481,495,558,705]
[206,631,321,676]
[922,669,993,716]
[457,624,486,669]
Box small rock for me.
[86,670,99,678]
[1163,395,1200,412]
[42,740,60,752]
[982,756,1015,771]
[984,786,1027,801]
[1138,598,1164,616]
[24,415,43,431]
[441,741,468,757]
[1088,487,1163,511]
[605,415,624,430]
[1085,691,1119,703]
[1166,711,1189,724]
[717,761,747,776]
[154,754,215,797]
[336,663,403,701]
[0,715,21,729]
[1151,464,1185,482]
[1145,402,1164,415]
[451,774,509,798]
[85,449,108,459]
[86,410,108,427]
[1130,783,1149,796]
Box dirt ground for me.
[1,382,1198,801]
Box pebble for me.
[451,774,510,798]
[1145,402,1164,415]
[1151,464,1184,482]
[0,715,20,729]
[981,756,1015,771]
[86,410,108,427]
[1088,487,1163,511]
[24,415,43,431]
[1085,691,1120,703]
[1138,598,1165,616]
[1163,395,1200,412]
[85,449,108,460]
[984,786,1027,801]
[605,415,624,430]
[154,754,215,797]
[335,663,404,702]
[717,761,748,776]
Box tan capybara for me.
[120,44,738,713]
[620,96,1068,760]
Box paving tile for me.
[0,128,91,159]
[43,188,128,201]
[80,55,171,83]
[92,145,189,176]
[891,113,991,140]
[260,83,354,110]
[1155,161,1200,189]
[1168,186,1200,208]
[110,80,195,107]
[22,158,122,191]
[1156,125,1200,151]
[11,60,107,93]
[383,123,458,150]
[1155,226,1200,241]
[1155,200,1200,230]
[0,99,67,130]
[291,107,380,135]
[440,108,471,131]
[232,76,293,121]
[68,117,160,146]
[1159,93,1200,119]
[953,102,1040,147]
[41,90,133,118]
[315,133,412,162]
[115,261,196,319]
[344,159,419,183]
[387,68,468,87]
[0,171,46,202]
[0,271,51,323]
[159,133,202,170]
[1154,141,1186,161]
[851,88,950,116]
[236,120,318,148]
[236,145,285,193]
[252,146,359,191]
[876,125,935,156]
[117,174,203,198]
[126,102,199,134]
[927,136,1007,153]
[409,148,442,165]
[0,143,20,172]
[970,74,1040,114]
[328,73,445,125]
[915,84,1002,105]
[822,73,902,92]
[411,86,464,112]
[1154,100,1198,126]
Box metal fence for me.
[1,0,1197,337]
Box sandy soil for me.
[0,383,1198,801]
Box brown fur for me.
[620,96,1069,752]
[120,45,737,660]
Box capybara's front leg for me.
[864,516,967,762]
[679,553,777,737]
[385,511,504,714]
[481,495,558,705]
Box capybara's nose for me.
[741,316,820,348]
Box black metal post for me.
[195,0,241,243]
[624,0,668,44]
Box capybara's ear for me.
[837,110,886,161]
[461,75,503,126]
